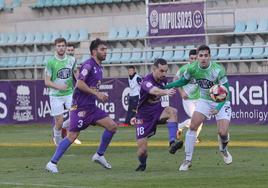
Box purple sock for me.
[138,155,147,166]
[51,138,72,164]
[167,122,177,143]
[97,129,115,155]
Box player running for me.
[165,45,232,171]
[46,38,117,173]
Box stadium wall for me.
[0,75,267,125]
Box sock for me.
[53,126,61,136]
[51,138,72,164]
[178,119,191,129]
[196,123,203,138]
[218,134,229,152]
[62,118,70,129]
[185,129,197,161]
[167,122,177,144]
[138,155,147,166]
[97,129,115,155]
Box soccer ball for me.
[209,84,228,102]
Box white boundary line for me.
[0,182,93,188]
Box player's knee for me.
[107,123,117,133]
[218,130,228,137]
[67,132,79,142]
[138,148,147,156]
[189,123,199,131]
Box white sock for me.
[218,133,230,151]
[178,119,191,129]
[196,123,203,138]
[53,126,61,137]
[62,118,70,129]
[185,129,197,161]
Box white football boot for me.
[45,161,59,173]
[92,153,112,169]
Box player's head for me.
[128,66,136,76]
[197,45,211,68]
[66,44,75,56]
[90,38,107,62]
[189,49,197,63]
[54,38,67,56]
[153,58,168,80]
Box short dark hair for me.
[153,58,167,67]
[54,37,67,45]
[189,49,197,56]
[67,43,75,48]
[128,66,135,69]
[89,38,107,54]
[197,45,210,55]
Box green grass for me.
[0,124,268,188]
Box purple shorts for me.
[69,105,108,132]
[135,107,164,140]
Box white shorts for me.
[182,99,198,118]
[195,99,232,121]
[49,95,72,116]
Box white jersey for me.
[128,74,141,97]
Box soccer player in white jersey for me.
[45,38,77,146]
[174,49,202,143]
[165,45,232,171]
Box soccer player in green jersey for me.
[45,38,77,146]
[174,49,202,143]
[165,45,232,171]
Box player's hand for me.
[210,109,219,115]
[130,117,136,126]
[58,84,68,91]
[166,88,176,96]
[96,92,109,102]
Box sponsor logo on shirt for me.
[57,68,71,79]
[81,68,88,76]
[78,111,86,117]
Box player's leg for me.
[53,115,64,146]
[46,131,80,173]
[216,102,232,164]
[160,106,183,154]
[93,117,117,169]
[179,99,209,171]
[179,111,205,171]
[63,95,82,145]
[50,96,65,146]
[177,99,195,140]
[136,138,148,171]
[178,99,194,129]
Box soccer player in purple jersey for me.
[134,58,184,171]
[45,38,118,173]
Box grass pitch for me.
[0,124,268,188]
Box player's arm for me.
[173,71,188,100]
[44,62,67,90]
[76,66,108,102]
[164,76,190,89]
[72,58,78,79]
[149,86,176,97]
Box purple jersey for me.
[72,58,103,107]
[136,73,167,118]
[135,73,167,139]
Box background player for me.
[44,38,77,146]
[174,49,202,143]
